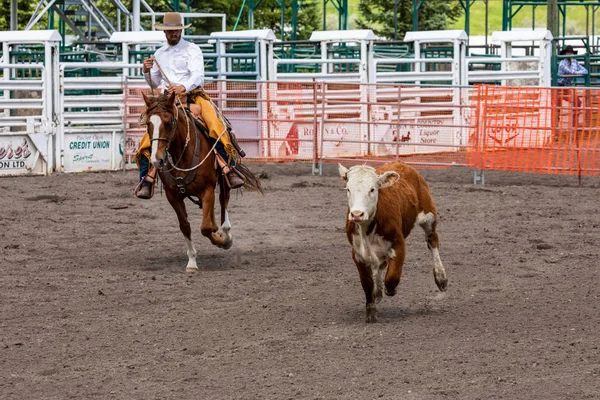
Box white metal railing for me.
[273,58,366,82]
[370,58,456,84]
[467,56,545,84]
[0,63,52,175]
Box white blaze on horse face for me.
[339,164,399,223]
[149,115,162,164]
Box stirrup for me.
[214,150,244,189]
[223,168,245,189]
[134,174,156,198]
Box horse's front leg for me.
[165,190,197,272]
[219,176,233,250]
[200,185,228,248]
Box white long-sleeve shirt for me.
[144,38,205,92]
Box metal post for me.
[412,0,421,32]
[464,0,470,37]
[10,0,18,30]
[249,0,255,30]
[594,6,598,52]
[319,80,326,175]
[292,0,299,41]
[586,5,590,39]
[281,0,285,40]
[396,86,401,161]
[341,0,348,30]
[560,4,567,39]
[323,0,327,31]
[502,0,509,31]
[485,0,489,53]
[313,78,320,175]
[547,0,559,55]
[394,0,399,40]
[133,0,141,31]
[44,43,54,173]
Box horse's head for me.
[142,92,178,170]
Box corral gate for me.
[0,30,60,176]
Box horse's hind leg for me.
[219,176,233,250]
[417,211,448,291]
[200,185,228,248]
[166,190,197,272]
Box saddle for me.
[182,103,246,189]
[184,95,246,159]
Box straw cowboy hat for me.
[559,45,578,55]
[153,12,191,30]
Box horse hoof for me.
[222,236,233,250]
[374,289,383,304]
[365,304,377,323]
[186,266,198,274]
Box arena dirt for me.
[1,164,599,400]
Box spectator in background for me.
[557,45,588,87]
[555,45,588,139]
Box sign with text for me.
[0,137,42,175]
[372,117,455,156]
[63,133,121,172]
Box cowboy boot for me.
[226,168,245,189]
[214,151,245,189]
[135,157,157,199]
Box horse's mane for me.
[146,93,177,115]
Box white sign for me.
[414,117,454,153]
[63,133,120,171]
[0,137,37,174]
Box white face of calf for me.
[339,164,399,223]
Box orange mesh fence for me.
[466,85,600,176]
[314,83,471,169]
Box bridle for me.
[147,101,184,172]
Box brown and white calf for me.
[339,162,448,323]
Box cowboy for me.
[136,12,245,199]
[555,45,588,136]
[557,45,588,87]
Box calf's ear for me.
[377,171,399,188]
[338,164,349,181]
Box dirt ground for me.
[1,163,599,400]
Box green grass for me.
[450,1,592,36]
[325,0,594,36]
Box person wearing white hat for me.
[135,12,245,199]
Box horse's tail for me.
[237,163,264,195]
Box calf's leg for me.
[418,211,448,291]
[384,238,406,297]
[353,253,377,323]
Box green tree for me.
[193,0,321,40]
[0,0,40,30]
[357,0,463,39]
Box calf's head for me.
[339,164,399,223]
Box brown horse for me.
[142,91,262,272]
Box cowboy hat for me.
[153,12,191,30]
[559,45,578,55]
